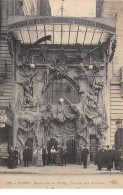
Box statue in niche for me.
[75,43,88,63]
[74,62,88,80]
[55,47,67,65]
[56,103,66,123]
[18,71,38,109]
[79,91,98,119]
[42,104,53,121]
[42,104,53,132]
[89,81,104,97]
[55,98,75,123]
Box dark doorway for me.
[47,138,58,151]
[115,129,123,150]
[0,125,13,166]
[67,139,76,164]
[90,135,99,162]
[25,138,33,162]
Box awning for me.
[8,16,116,46]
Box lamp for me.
[59,98,64,103]
[89,64,93,70]
[30,63,35,69]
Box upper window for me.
[43,78,80,105]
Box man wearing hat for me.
[106,145,112,171]
[95,146,103,170]
[81,145,89,168]
[23,146,30,167]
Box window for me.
[43,78,79,105]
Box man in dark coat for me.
[106,145,112,171]
[14,147,19,168]
[111,145,117,169]
[42,146,47,166]
[81,145,89,168]
[101,145,107,168]
[95,147,103,170]
[61,146,67,166]
[115,148,122,170]
[119,149,123,172]
[8,146,15,169]
[23,146,30,167]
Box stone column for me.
[36,109,43,166]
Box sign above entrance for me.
[8,17,116,33]
[8,17,115,45]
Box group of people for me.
[7,144,123,171]
[95,145,123,171]
[41,145,67,166]
[7,145,30,168]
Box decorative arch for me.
[42,75,80,105]
[42,75,80,93]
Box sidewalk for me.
[0,164,122,175]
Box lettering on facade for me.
[8,17,115,33]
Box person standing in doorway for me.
[61,145,67,166]
[81,145,89,168]
[23,146,30,167]
[56,146,62,166]
[7,146,15,169]
[50,146,57,165]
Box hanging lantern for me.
[30,63,35,68]
[89,64,93,70]
[59,98,64,103]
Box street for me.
[0,164,122,175]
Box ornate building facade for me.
[0,0,123,165]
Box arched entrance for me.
[90,135,99,162]
[67,139,76,164]
[115,129,123,150]
[25,138,33,162]
[47,138,58,152]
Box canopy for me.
[8,16,116,46]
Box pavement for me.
[0,164,122,175]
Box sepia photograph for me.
[0,0,123,189]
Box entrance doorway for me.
[90,135,99,162]
[115,129,123,150]
[25,138,33,162]
[67,139,76,164]
[47,138,58,152]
